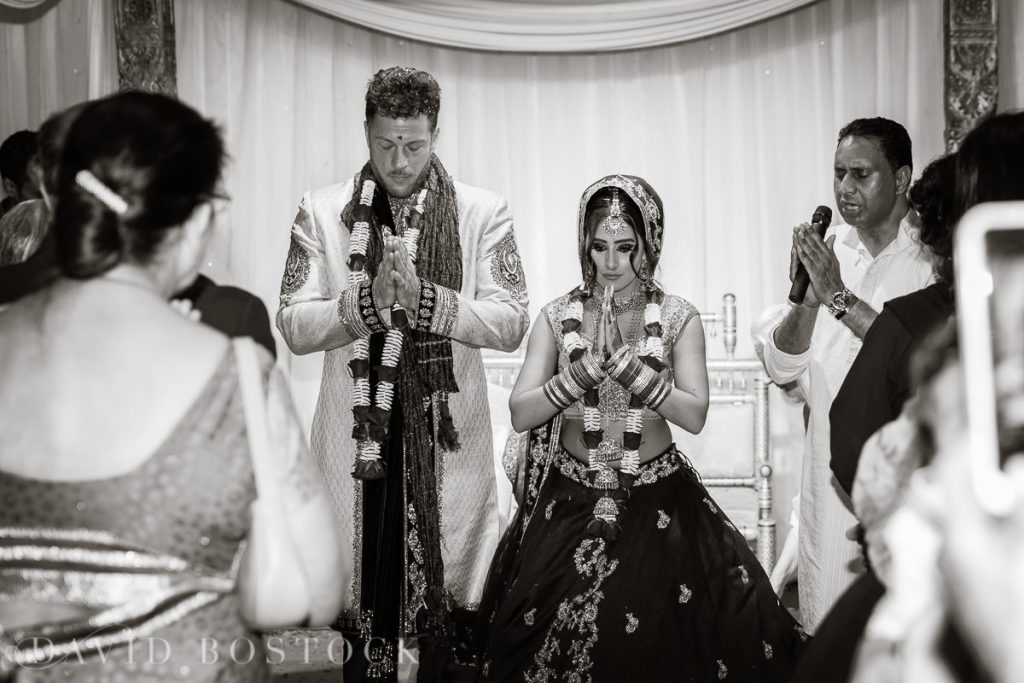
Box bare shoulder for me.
[0,301,232,478]
[160,311,232,370]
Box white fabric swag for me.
[292,0,821,52]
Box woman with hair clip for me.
[474,175,806,682]
[0,92,343,681]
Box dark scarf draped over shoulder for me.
[340,155,464,681]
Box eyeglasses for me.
[206,193,232,215]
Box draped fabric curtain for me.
[0,0,115,139]
[173,0,944,537]
[1001,0,1024,109]
[174,0,944,428]
[0,0,48,8]
[290,0,820,52]
[0,0,946,542]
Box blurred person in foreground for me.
[0,105,276,356]
[848,111,1024,682]
[936,264,1024,683]
[0,92,342,681]
[0,107,83,302]
[0,129,41,217]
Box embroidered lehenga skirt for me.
[476,444,807,682]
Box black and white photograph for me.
[1,0,1023,680]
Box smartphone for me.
[955,201,1024,516]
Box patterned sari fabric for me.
[476,439,808,682]
[0,351,271,682]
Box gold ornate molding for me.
[945,0,998,152]
[114,0,176,96]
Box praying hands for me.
[594,285,625,361]
[372,235,420,313]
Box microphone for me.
[788,206,833,305]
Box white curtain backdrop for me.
[0,0,949,539]
[173,0,945,539]
[289,0,819,53]
[174,0,944,424]
[0,0,115,133]
[1001,0,1024,110]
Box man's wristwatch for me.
[827,287,855,320]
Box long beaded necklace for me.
[585,293,642,465]
[560,282,666,540]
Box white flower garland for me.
[349,180,428,478]
[559,285,664,494]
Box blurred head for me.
[36,102,89,208]
[0,198,49,266]
[0,130,40,202]
[53,92,225,293]
[952,111,1024,225]
[577,175,664,293]
[834,117,913,229]
[363,66,440,198]
[910,318,962,466]
[908,153,958,283]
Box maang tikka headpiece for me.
[600,188,627,237]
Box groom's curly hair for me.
[365,66,441,130]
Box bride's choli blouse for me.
[541,291,699,464]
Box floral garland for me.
[560,282,666,540]
[348,178,429,480]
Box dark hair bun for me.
[53,92,225,278]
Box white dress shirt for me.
[760,214,934,631]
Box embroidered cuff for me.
[429,284,460,338]
[359,280,388,334]
[415,280,437,331]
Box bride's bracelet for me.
[608,352,671,410]
[543,352,606,410]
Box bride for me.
[474,174,806,682]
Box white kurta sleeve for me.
[276,192,362,355]
[761,315,814,385]
[423,196,529,352]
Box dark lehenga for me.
[477,432,807,682]
[479,179,806,679]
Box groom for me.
[277,66,529,681]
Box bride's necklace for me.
[585,294,643,347]
[610,288,643,315]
